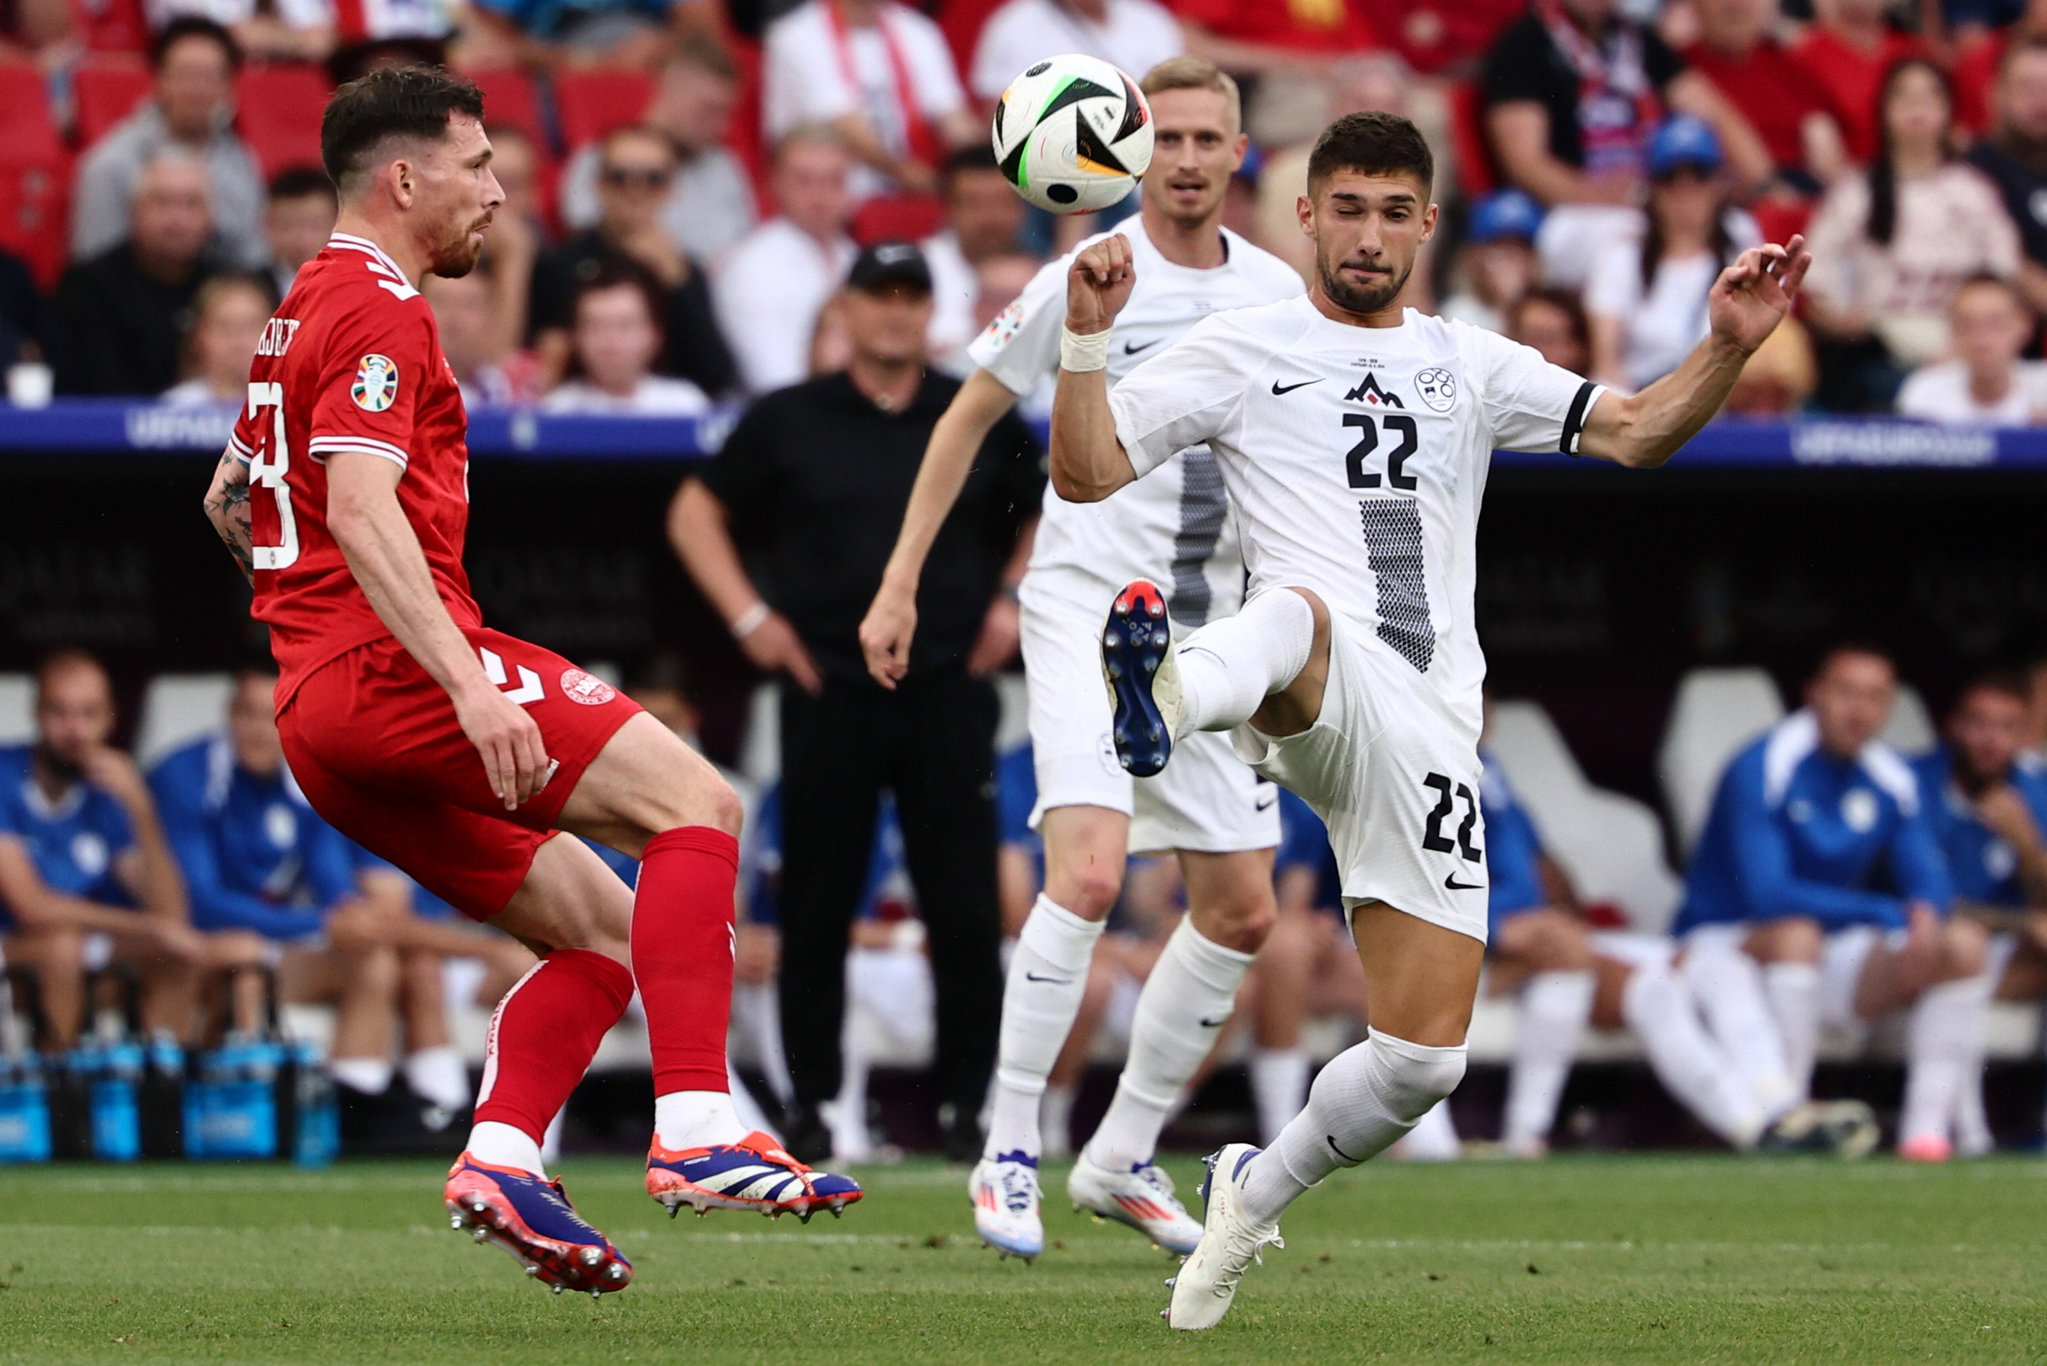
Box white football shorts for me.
[1019,581,1278,855]
[1227,604,1490,943]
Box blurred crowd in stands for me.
[4,0,2047,419]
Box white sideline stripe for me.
[0,1223,1987,1257]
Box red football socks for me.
[473,947,635,1141]
[634,826,740,1096]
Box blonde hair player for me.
[859,55,1303,1261]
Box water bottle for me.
[285,1038,337,1168]
[0,1051,51,1164]
[140,1031,184,1159]
[88,1034,143,1162]
[48,1039,95,1160]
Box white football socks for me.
[1249,1048,1311,1148]
[985,894,1105,1161]
[1899,973,1994,1147]
[1085,918,1253,1171]
[1761,962,1823,1102]
[1623,959,1765,1149]
[1399,1098,1464,1161]
[467,1118,546,1176]
[1501,971,1595,1152]
[1172,589,1315,739]
[328,1056,393,1096]
[402,1046,471,1112]
[1681,942,1798,1124]
[654,1090,747,1150]
[1240,1031,1465,1226]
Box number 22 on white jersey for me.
[246,381,300,571]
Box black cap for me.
[847,241,932,294]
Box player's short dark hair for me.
[1307,110,1433,196]
[1810,640,1896,684]
[33,647,110,697]
[268,164,338,204]
[151,15,239,72]
[565,257,667,380]
[943,143,999,183]
[321,65,485,195]
[1952,668,2030,712]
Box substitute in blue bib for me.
[1674,644,1989,1161]
[148,671,360,944]
[1913,672,2047,911]
[0,650,218,1049]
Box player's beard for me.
[429,219,489,279]
[1317,252,1409,316]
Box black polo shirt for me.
[697,369,1043,685]
[1481,14,1683,171]
[1967,138,2047,268]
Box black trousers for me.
[776,667,1003,1119]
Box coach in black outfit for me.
[671,242,1042,1162]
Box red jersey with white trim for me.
[231,231,481,704]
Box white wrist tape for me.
[730,601,772,640]
[1060,326,1111,372]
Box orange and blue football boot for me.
[646,1130,863,1221]
[1101,579,1181,778]
[444,1154,632,1297]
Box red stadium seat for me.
[1447,80,1498,199]
[850,194,944,246]
[937,0,1006,83]
[73,60,152,148]
[0,62,64,161]
[236,64,333,178]
[552,67,655,154]
[68,0,150,57]
[0,64,69,286]
[0,153,73,288]
[468,67,546,146]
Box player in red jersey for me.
[200,67,860,1297]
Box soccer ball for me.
[992,54,1153,214]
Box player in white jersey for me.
[1049,111,1810,1329]
[858,58,1303,1261]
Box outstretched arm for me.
[1578,235,1811,470]
[202,448,255,585]
[1049,234,1139,504]
[861,369,1022,687]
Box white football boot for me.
[1067,1150,1203,1255]
[969,1155,1044,1260]
[1166,1144,1283,1331]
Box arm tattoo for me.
[204,451,256,585]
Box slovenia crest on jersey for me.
[1415,367,1457,413]
[352,354,400,412]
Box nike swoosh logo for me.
[1199,1015,1229,1028]
[1271,378,1323,395]
[1024,971,1072,984]
[1443,872,1484,891]
[1326,1133,1361,1162]
[1123,338,1161,355]
[1255,788,1278,811]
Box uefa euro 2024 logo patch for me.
[352,353,400,412]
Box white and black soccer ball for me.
[991,53,1153,214]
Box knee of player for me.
[1754,917,1823,964]
[1050,865,1123,919]
[1355,1030,1466,1124]
[1940,917,1991,977]
[1194,894,1276,953]
[656,770,743,838]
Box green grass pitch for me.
[1,1154,2042,1364]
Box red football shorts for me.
[277,628,642,921]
